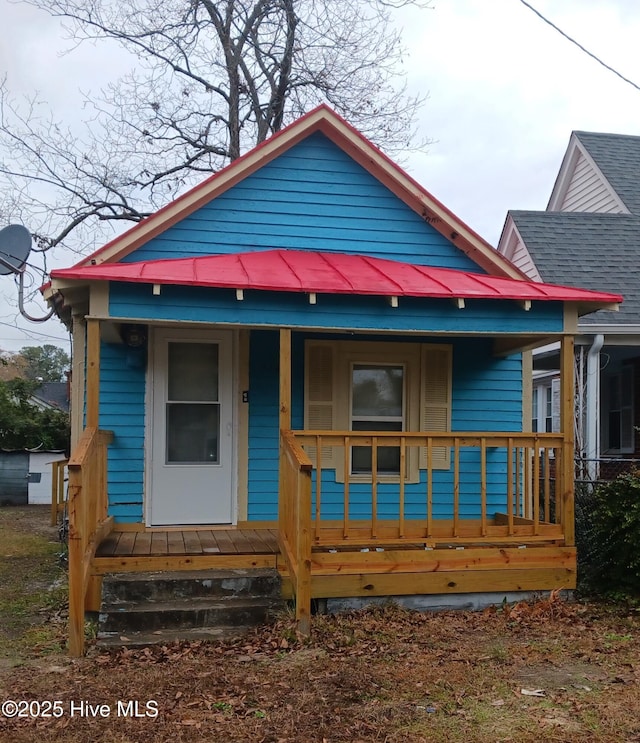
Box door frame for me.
[144,325,239,527]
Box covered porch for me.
[61,321,579,655]
[277,330,577,633]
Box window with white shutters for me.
[304,340,452,480]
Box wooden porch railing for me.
[295,431,568,544]
[67,426,113,656]
[50,458,69,527]
[280,430,571,629]
[279,430,313,634]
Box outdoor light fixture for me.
[120,323,148,348]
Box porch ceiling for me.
[50,249,621,315]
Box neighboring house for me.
[499,131,640,478]
[0,449,67,505]
[30,380,70,414]
[44,106,619,655]
[0,381,69,506]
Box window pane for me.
[351,420,402,474]
[168,343,219,401]
[352,365,403,417]
[608,411,621,450]
[609,375,620,410]
[621,406,634,450]
[166,403,220,463]
[545,386,553,417]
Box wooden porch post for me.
[69,318,102,655]
[85,318,101,428]
[278,328,292,542]
[279,328,311,634]
[67,476,84,656]
[70,314,86,452]
[560,335,575,546]
[279,328,292,431]
[85,320,105,612]
[278,329,289,579]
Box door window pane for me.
[168,343,219,401]
[166,403,220,463]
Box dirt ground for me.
[0,505,67,666]
[1,505,640,743]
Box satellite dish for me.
[0,223,53,322]
[0,224,32,275]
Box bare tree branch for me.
[0,0,433,255]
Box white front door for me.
[149,328,234,525]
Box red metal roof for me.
[50,249,622,307]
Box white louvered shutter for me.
[304,343,335,467]
[420,345,452,469]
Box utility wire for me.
[0,319,69,344]
[518,0,640,93]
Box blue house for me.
[46,106,620,654]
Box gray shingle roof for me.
[574,131,640,214]
[509,211,639,325]
[32,382,70,413]
[507,130,640,326]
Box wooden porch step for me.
[97,626,252,649]
[99,596,284,633]
[97,568,286,648]
[101,568,282,603]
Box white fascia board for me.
[547,133,628,213]
[547,133,581,210]
[533,369,560,381]
[533,341,561,355]
[496,216,542,282]
[577,328,640,346]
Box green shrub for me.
[581,471,640,598]
[0,378,69,451]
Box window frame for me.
[532,378,558,434]
[349,361,407,476]
[601,365,634,455]
[303,340,452,484]
[336,344,420,483]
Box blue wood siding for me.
[248,331,280,521]
[102,330,525,524]
[123,132,483,272]
[245,332,523,523]
[98,130,549,524]
[100,342,146,523]
[110,283,564,335]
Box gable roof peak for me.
[547,129,634,214]
[574,129,640,142]
[71,105,523,279]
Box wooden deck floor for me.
[96,528,279,558]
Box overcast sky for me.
[1,0,640,352]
